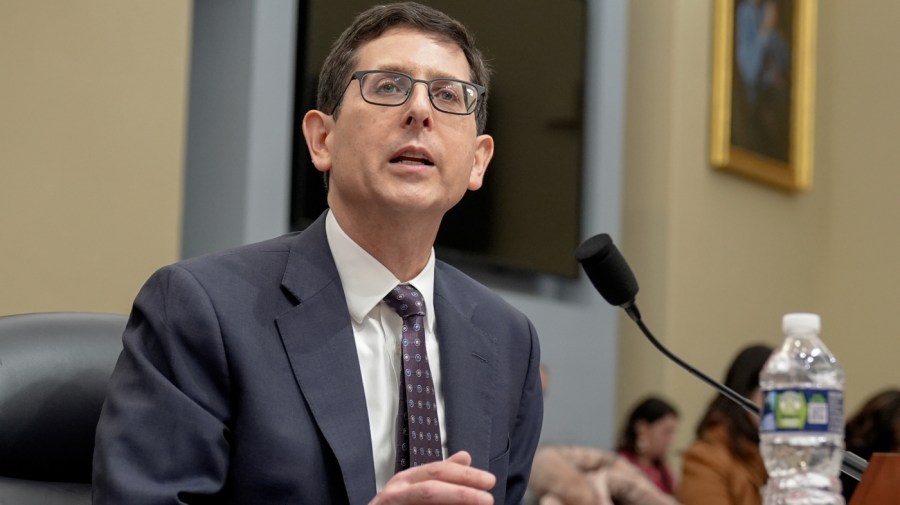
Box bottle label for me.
[760,388,843,434]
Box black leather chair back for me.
[0,312,126,504]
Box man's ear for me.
[302,110,334,173]
[468,134,494,191]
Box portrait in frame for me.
[710,0,817,191]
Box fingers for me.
[404,451,494,490]
[371,451,496,505]
[446,450,472,466]
[380,478,494,505]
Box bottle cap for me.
[782,312,821,334]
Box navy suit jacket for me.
[93,213,543,504]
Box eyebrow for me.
[369,65,466,82]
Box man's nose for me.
[403,82,434,127]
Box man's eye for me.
[433,85,461,103]
[373,79,405,94]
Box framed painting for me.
[710,0,817,191]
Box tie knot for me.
[383,284,426,319]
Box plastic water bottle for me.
[760,313,845,505]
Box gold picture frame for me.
[710,0,817,191]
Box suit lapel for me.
[434,271,496,471]
[273,215,498,500]
[275,214,376,505]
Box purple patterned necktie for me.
[383,284,442,471]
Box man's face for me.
[312,27,493,225]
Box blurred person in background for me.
[527,366,679,505]
[841,388,900,502]
[678,344,774,505]
[616,396,680,496]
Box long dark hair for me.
[845,389,900,459]
[617,396,679,455]
[695,344,773,461]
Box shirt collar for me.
[325,210,435,326]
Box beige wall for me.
[0,1,192,315]
[621,0,900,463]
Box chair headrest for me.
[0,312,126,483]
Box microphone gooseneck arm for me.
[626,306,761,416]
[629,303,868,481]
[576,233,868,481]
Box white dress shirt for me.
[325,211,448,492]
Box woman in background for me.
[616,396,680,496]
[841,388,900,501]
[527,366,679,505]
[679,344,774,505]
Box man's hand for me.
[370,451,495,505]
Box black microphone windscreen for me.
[575,233,639,307]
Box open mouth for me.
[390,154,434,166]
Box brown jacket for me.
[679,424,767,505]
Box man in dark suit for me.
[92,2,543,504]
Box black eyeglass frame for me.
[334,70,486,116]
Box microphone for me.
[574,234,641,320]
[575,233,868,481]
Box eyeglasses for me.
[341,70,485,116]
